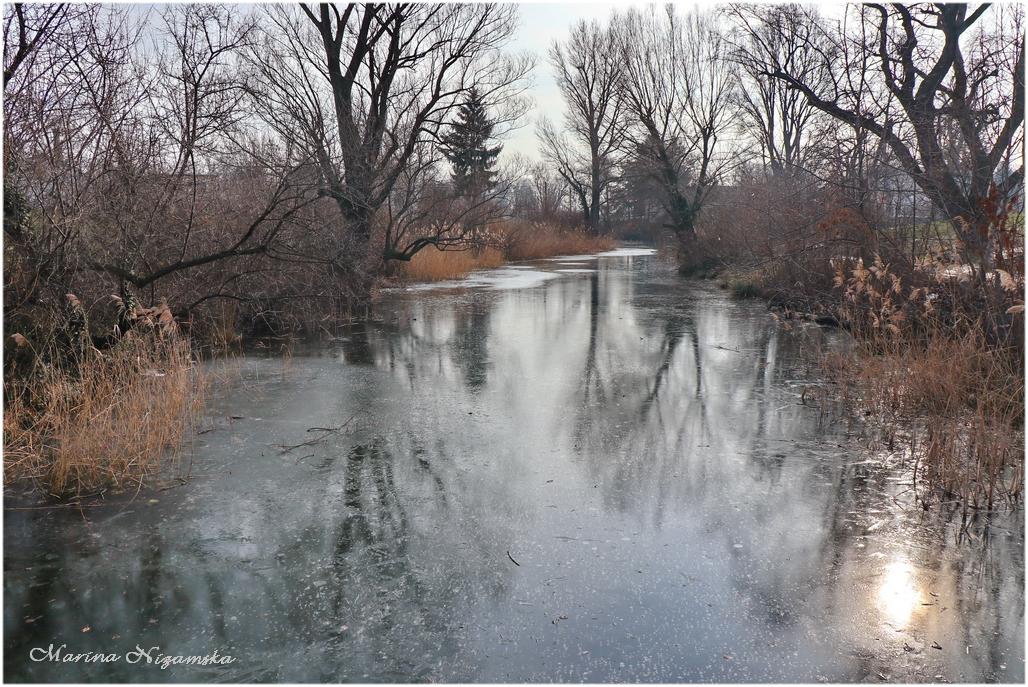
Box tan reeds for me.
[4,334,205,496]
[401,246,506,281]
[399,223,616,282]
[501,222,615,261]
[823,254,1024,508]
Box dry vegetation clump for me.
[828,330,1022,509]
[500,222,615,261]
[821,249,1024,509]
[4,322,204,496]
[399,222,615,282]
[188,299,244,351]
[711,267,768,299]
[401,246,506,282]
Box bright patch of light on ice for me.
[876,558,923,628]
[596,247,657,257]
[550,255,599,262]
[556,268,596,273]
[464,267,560,290]
[398,266,562,292]
[400,280,466,291]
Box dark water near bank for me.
[4,250,1024,683]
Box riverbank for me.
[699,255,1024,510]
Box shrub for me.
[500,222,615,261]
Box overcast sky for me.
[504,1,848,161]
[505,2,653,161]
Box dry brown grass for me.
[399,223,616,282]
[822,254,1024,509]
[4,334,205,496]
[192,299,243,351]
[401,246,505,281]
[502,223,615,261]
[828,331,1022,509]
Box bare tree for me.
[248,3,531,287]
[528,161,568,221]
[2,3,69,84]
[3,4,320,329]
[84,7,322,300]
[540,19,623,232]
[756,3,1024,270]
[611,7,738,246]
[726,4,829,178]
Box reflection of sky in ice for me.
[400,252,606,292]
[397,266,560,291]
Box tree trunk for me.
[588,143,602,234]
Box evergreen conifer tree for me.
[440,88,502,199]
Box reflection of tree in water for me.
[342,298,494,394]
[5,261,1023,682]
[3,518,240,681]
[451,300,492,392]
[285,435,510,679]
[346,270,1022,683]
[637,317,710,452]
[568,272,608,451]
[337,321,376,365]
[579,272,606,406]
[337,439,410,560]
[576,301,768,508]
[939,512,1024,679]
[5,434,516,682]
[5,544,63,671]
